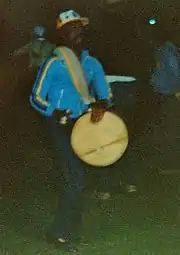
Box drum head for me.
[71,111,129,167]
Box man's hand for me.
[13,50,20,57]
[52,109,71,124]
[13,48,24,57]
[91,100,108,124]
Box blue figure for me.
[151,41,180,97]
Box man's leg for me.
[110,82,138,192]
[46,118,85,242]
[92,165,114,200]
[110,82,137,132]
[92,82,138,198]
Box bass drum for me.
[71,111,129,167]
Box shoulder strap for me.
[54,46,95,104]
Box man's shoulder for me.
[44,55,64,65]
[40,55,64,71]
[86,53,102,67]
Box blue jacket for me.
[30,50,112,118]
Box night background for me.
[1,0,180,254]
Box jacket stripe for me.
[31,96,48,111]
[33,56,58,107]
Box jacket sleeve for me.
[13,42,33,56]
[29,56,58,116]
[92,58,113,106]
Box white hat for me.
[56,10,89,30]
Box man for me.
[151,41,180,97]
[30,10,114,251]
[29,10,136,251]
[150,41,180,125]
[12,25,56,107]
[13,25,56,70]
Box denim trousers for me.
[47,117,85,241]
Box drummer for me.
[29,10,135,251]
[29,9,114,251]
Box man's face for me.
[60,21,84,47]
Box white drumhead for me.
[71,111,129,167]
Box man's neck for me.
[73,49,81,60]
[67,43,82,60]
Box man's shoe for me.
[126,184,137,193]
[46,235,79,252]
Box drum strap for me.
[54,46,95,105]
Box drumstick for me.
[80,136,128,157]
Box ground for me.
[1,3,180,254]
[1,71,180,255]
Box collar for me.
[80,49,89,63]
[54,47,89,64]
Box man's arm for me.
[29,56,58,116]
[90,58,113,123]
[92,58,113,105]
[13,42,33,56]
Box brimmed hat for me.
[56,10,89,30]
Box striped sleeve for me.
[29,56,58,116]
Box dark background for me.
[1,2,180,254]
[1,0,180,194]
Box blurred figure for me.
[150,41,180,127]
[11,25,56,107]
[13,25,56,70]
[151,41,180,97]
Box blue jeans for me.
[47,117,85,241]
